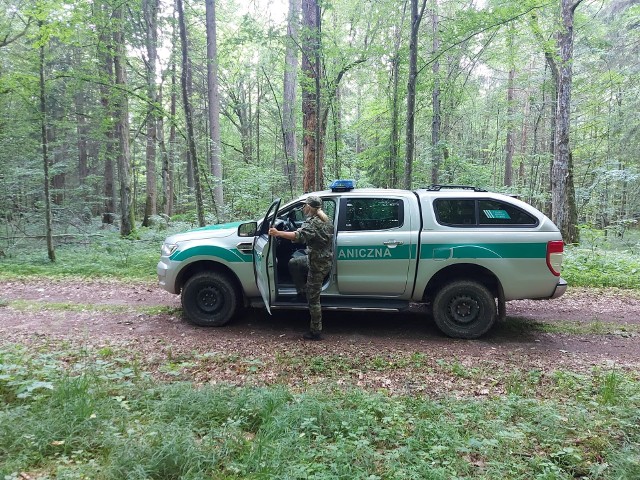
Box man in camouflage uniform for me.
[269,195,334,340]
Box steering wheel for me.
[273,217,295,232]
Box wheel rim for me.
[446,294,480,325]
[196,285,223,314]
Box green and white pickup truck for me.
[157,181,567,338]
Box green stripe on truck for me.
[170,245,252,262]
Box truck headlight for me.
[161,243,178,257]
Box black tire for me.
[432,280,496,339]
[181,272,239,327]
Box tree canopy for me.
[0,0,638,249]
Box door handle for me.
[383,240,404,248]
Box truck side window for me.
[434,199,476,225]
[435,199,538,227]
[322,199,336,223]
[288,199,336,224]
[343,198,403,231]
[478,200,537,226]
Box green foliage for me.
[223,163,291,218]
[1,343,640,478]
[1,216,640,293]
[562,228,640,288]
[0,227,170,281]
[2,0,640,247]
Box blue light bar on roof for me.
[329,179,355,192]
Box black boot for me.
[302,331,322,341]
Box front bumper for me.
[157,258,178,294]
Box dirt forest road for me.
[1,279,639,395]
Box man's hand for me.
[269,227,297,241]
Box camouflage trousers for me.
[289,255,332,333]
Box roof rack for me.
[423,184,488,192]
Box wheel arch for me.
[175,260,245,301]
[422,263,501,302]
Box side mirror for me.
[238,221,257,237]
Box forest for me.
[0,0,638,257]
[2,2,640,477]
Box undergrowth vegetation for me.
[1,223,639,289]
[0,225,172,281]
[562,227,640,288]
[1,345,639,479]
[1,225,640,478]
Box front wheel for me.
[432,280,496,339]
[181,272,239,327]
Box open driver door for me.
[253,198,281,314]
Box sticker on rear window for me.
[483,209,511,219]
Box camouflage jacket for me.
[294,215,334,267]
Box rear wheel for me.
[181,272,239,327]
[432,280,496,339]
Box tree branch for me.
[571,0,586,14]
[0,16,33,48]
[417,3,552,76]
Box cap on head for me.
[304,195,322,209]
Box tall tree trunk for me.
[256,80,261,165]
[163,17,178,217]
[283,0,299,190]
[74,89,89,186]
[113,5,134,236]
[404,0,427,189]
[518,85,531,185]
[504,68,515,187]
[531,12,560,218]
[142,0,159,227]
[177,0,205,227]
[430,2,441,185]
[39,31,55,262]
[332,86,342,179]
[205,0,224,219]
[301,0,322,192]
[158,85,172,217]
[389,51,401,188]
[551,0,582,243]
[103,145,116,224]
[388,3,407,189]
[230,86,253,164]
[503,25,516,187]
[98,0,116,225]
[168,64,177,215]
[48,127,66,205]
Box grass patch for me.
[5,300,180,317]
[0,229,163,282]
[563,245,640,289]
[502,317,640,336]
[1,344,639,479]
